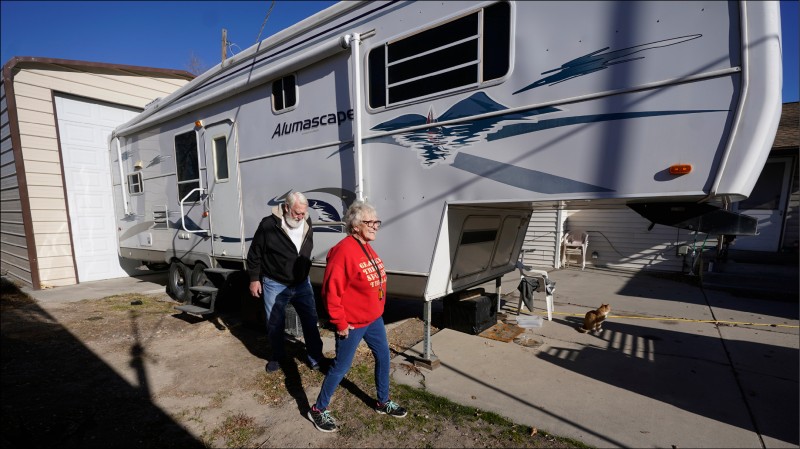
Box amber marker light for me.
[195,120,204,128]
[202,211,209,217]
[669,164,692,175]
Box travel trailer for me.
[109,0,781,360]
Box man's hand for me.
[249,281,262,298]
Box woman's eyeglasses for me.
[362,220,382,229]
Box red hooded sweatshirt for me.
[322,236,387,331]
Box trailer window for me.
[212,135,229,182]
[174,131,201,202]
[127,172,143,195]
[368,1,510,108]
[272,75,297,112]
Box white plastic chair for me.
[561,231,589,270]
[515,251,555,321]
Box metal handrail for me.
[179,187,208,234]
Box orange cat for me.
[578,304,611,333]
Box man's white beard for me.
[285,216,303,229]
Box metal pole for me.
[417,299,440,370]
[495,277,502,315]
[347,33,365,201]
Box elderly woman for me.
[308,201,407,432]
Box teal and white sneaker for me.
[308,406,338,432]
[375,400,407,418]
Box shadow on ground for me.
[1,278,203,448]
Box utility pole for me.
[221,28,227,63]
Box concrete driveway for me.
[392,268,799,448]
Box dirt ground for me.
[1,278,580,448]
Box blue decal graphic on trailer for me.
[513,34,702,94]
[372,92,559,167]
[268,188,356,233]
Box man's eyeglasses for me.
[362,220,382,228]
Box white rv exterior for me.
[109,1,782,305]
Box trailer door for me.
[204,121,244,258]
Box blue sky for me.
[1,0,797,103]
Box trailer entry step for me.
[174,304,214,316]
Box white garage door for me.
[55,95,141,282]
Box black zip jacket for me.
[246,206,313,286]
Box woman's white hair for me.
[343,200,376,235]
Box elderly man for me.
[247,191,325,372]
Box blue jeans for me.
[314,316,390,410]
[261,276,323,366]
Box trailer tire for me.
[191,263,209,288]
[168,261,191,303]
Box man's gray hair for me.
[285,191,308,208]
[344,200,376,235]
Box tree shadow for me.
[538,320,799,444]
[0,279,203,448]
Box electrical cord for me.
[535,310,798,329]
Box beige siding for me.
[12,82,51,101]
[1,232,27,248]
[562,208,707,273]
[15,108,53,126]
[36,243,72,257]
[24,172,62,187]
[28,197,67,210]
[38,267,76,286]
[522,209,559,268]
[5,64,190,288]
[17,122,57,139]
[30,209,68,222]
[27,185,65,198]
[1,78,34,287]
[15,71,162,109]
[20,134,58,151]
[783,160,799,251]
[32,221,69,234]
[19,148,59,163]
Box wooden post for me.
[222,29,227,63]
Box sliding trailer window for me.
[127,172,143,195]
[174,130,201,202]
[368,1,510,108]
[272,74,297,112]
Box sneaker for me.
[266,360,280,372]
[308,406,338,432]
[375,400,407,418]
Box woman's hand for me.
[337,324,355,338]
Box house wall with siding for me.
[525,103,800,275]
[561,207,713,273]
[784,165,799,251]
[521,208,560,268]
[1,79,34,285]
[0,59,191,288]
[774,102,799,252]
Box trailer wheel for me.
[191,263,209,288]
[168,261,191,303]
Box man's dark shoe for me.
[266,360,280,372]
[375,400,407,418]
[310,357,332,372]
[308,406,338,432]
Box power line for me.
[255,0,276,45]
